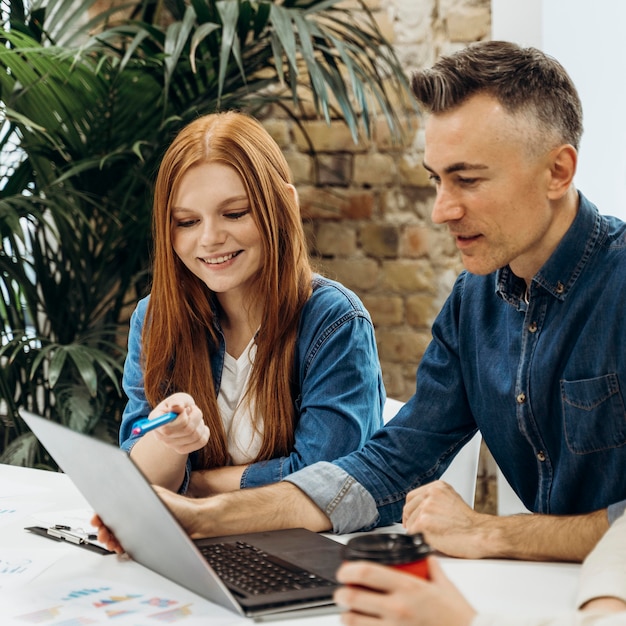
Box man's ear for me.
[547,144,577,200]
[286,183,299,205]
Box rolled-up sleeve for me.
[283,462,379,534]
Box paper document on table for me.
[0,499,48,527]
[33,507,98,530]
[0,475,53,498]
[0,576,246,626]
[0,549,61,590]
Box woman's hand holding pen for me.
[128,392,208,491]
[144,392,210,455]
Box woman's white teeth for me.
[205,252,238,265]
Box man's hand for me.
[153,485,212,538]
[91,481,332,552]
[402,480,609,562]
[334,556,476,626]
[90,490,214,550]
[403,480,487,559]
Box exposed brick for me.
[406,293,440,328]
[344,192,376,219]
[399,224,430,258]
[315,222,358,257]
[294,120,370,152]
[362,295,404,326]
[298,186,374,220]
[299,186,342,220]
[377,329,431,363]
[262,119,290,149]
[317,154,352,186]
[381,259,437,293]
[361,223,399,258]
[316,258,379,291]
[399,154,432,187]
[285,152,313,185]
[374,117,419,152]
[446,6,491,42]
[372,8,395,43]
[299,187,374,221]
[354,153,396,185]
[381,187,435,221]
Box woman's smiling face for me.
[171,162,263,301]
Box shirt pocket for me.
[561,373,626,454]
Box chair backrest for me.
[497,467,530,515]
[382,397,405,424]
[382,398,482,508]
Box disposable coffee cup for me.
[341,532,431,579]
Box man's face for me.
[424,93,564,281]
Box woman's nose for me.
[199,218,226,246]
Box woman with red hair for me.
[119,111,384,495]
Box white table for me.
[0,463,581,624]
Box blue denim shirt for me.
[287,193,626,533]
[119,275,385,489]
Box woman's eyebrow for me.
[172,195,249,213]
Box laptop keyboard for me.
[200,541,336,596]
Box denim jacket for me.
[287,193,626,533]
[119,275,385,489]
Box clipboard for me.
[25,525,113,555]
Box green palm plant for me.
[0,0,416,467]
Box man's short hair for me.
[411,40,583,150]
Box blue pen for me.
[132,411,178,436]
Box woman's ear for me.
[286,183,299,205]
[547,144,577,200]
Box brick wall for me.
[263,0,496,511]
[286,0,491,399]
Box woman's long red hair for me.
[143,112,312,468]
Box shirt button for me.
[528,321,538,333]
[537,451,546,462]
[516,393,526,404]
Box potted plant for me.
[0,0,415,467]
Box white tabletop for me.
[0,463,581,624]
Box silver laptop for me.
[20,410,344,620]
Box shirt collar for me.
[496,192,606,306]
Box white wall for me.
[492,0,626,220]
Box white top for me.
[217,335,264,465]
